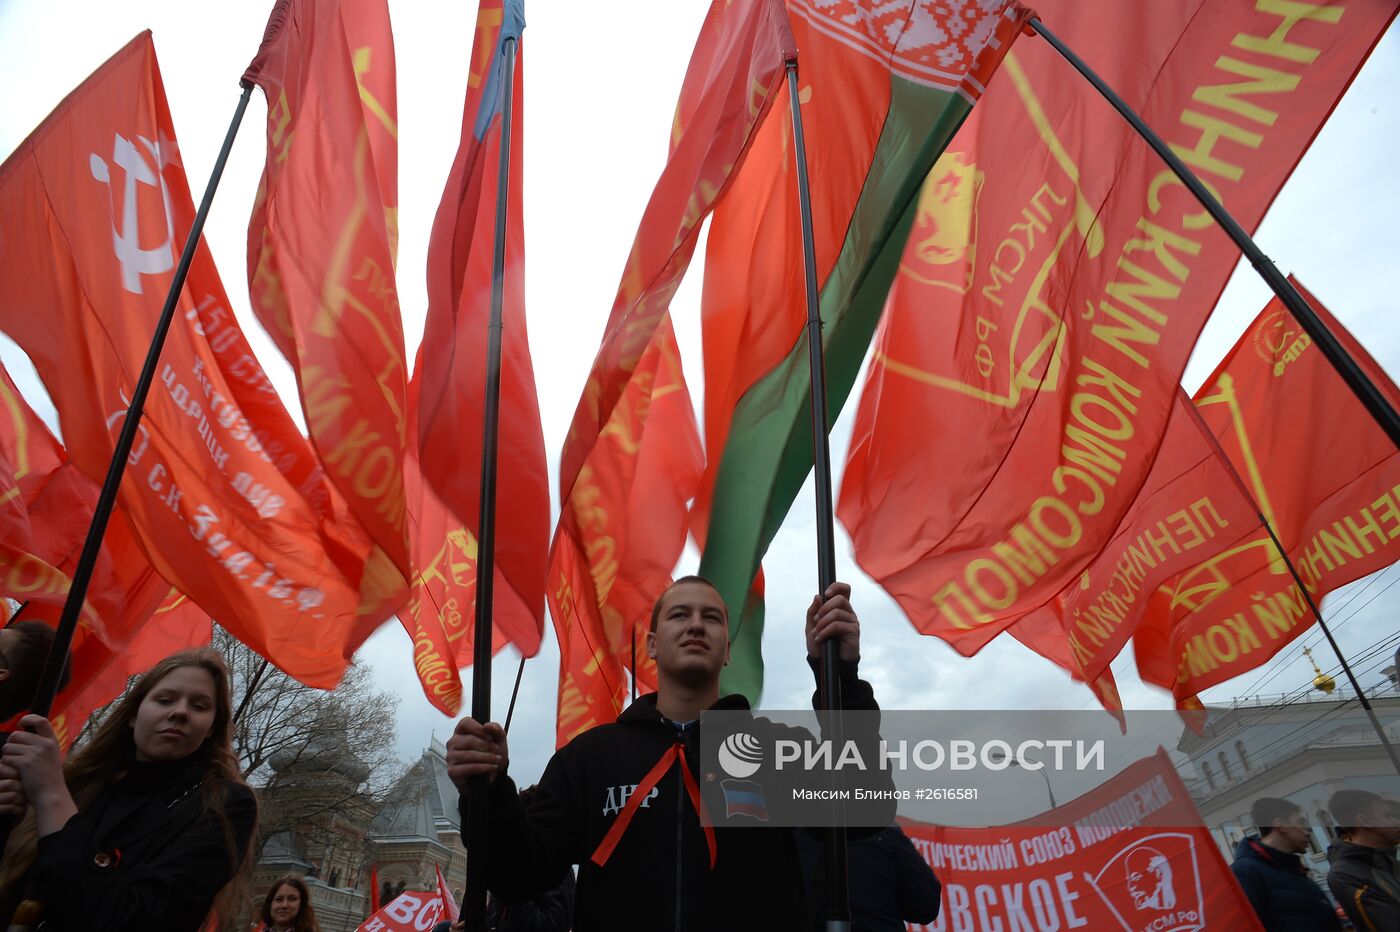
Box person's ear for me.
[0,667,10,683]
[646,630,658,660]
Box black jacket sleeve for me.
[31,782,256,932]
[1329,857,1400,932]
[807,656,878,712]
[890,827,941,923]
[466,745,580,904]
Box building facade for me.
[1177,681,1400,873]
[244,738,465,931]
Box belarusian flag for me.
[692,0,1031,700]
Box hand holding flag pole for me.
[784,57,852,931]
[1027,16,1400,451]
[0,82,253,856]
[463,12,522,932]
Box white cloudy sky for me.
[1,3,1397,787]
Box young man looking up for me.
[446,577,884,931]
[1229,797,1340,931]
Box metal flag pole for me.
[784,58,851,931]
[1183,399,1400,777]
[463,26,520,932]
[0,82,254,855]
[503,655,527,735]
[1028,16,1400,451]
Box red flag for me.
[1010,392,1262,683]
[1135,280,1400,698]
[0,34,399,687]
[415,0,546,659]
[394,446,519,716]
[900,750,1262,931]
[369,865,380,913]
[355,891,447,932]
[552,319,700,746]
[839,0,1397,654]
[434,864,457,922]
[548,0,791,745]
[0,361,169,645]
[244,0,414,590]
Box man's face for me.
[1269,809,1311,853]
[647,582,730,688]
[1363,799,1400,847]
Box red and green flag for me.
[694,0,1032,701]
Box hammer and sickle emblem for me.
[89,132,179,295]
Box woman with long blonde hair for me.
[0,647,257,930]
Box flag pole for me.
[463,29,519,932]
[785,58,851,931]
[503,654,526,734]
[29,82,253,717]
[1184,400,1400,777]
[1028,16,1400,452]
[0,81,253,855]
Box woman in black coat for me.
[0,647,257,930]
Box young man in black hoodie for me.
[1327,789,1400,931]
[1229,797,1341,931]
[447,576,882,931]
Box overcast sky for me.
[1,3,1397,787]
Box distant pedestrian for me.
[1327,789,1400,931]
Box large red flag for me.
[0,34,398,687]
[244,0,413,592]
[900,750,1262,931]
[547,0,792,745]
[414,0,546,660]
[839,0,1397,656]
[1135,280,1400,699]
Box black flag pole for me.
[0,82,254,855]
[463,27,520,932]
[1028,17,1400,452]
[503,654,527,735]
[785,59,851,931]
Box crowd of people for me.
[0,579,1395,930]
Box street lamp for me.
[989,751,1058,809]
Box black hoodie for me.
[467,659,884,931]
